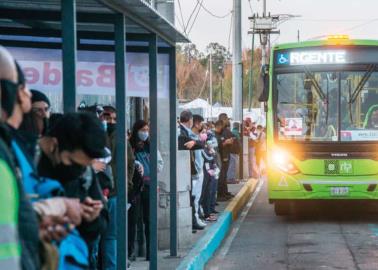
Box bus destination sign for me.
[277,51,347,66]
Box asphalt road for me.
[207,178,378,270]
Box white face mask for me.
[138,131,149,141]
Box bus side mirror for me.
[259,71,269,102]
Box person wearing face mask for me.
[201,131,220,221]
[190,115,208,228]
[37,112,110,268]
[130,120,163,261]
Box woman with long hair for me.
[129,120,163,261]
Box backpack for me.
[58,230,89,270]
[12,140,90,269]
[11,140,64,202]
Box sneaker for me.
[129,253,136,262]
[197,219,207,227]
[205,216,218,222]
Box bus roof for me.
[273,39,378,51]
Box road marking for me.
[218,177,264,259]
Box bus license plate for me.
[330,187,349,197]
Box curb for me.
[176,178,259,270]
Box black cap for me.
[31,89,51,107]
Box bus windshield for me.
[275,68,378,142]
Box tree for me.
[176,41,263,109]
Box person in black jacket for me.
[37,112,109,269]
[178,110,205,231]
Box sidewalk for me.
[130,179,256,270]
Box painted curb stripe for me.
[226,179,258,220]
[176,212,232,270]
[176,178,258,270]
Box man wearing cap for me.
[30,89,50,136]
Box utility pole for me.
[232,0,243,121]
[209,51,213,119]
[248,33,255,111]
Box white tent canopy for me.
[179,98,266,125]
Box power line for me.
[184,0,201,32]
[307,18,378,40]
[195,0,232,19]
[341,18,378,33]
[292,18,378,22]
[175,14,186,33]
[247,0,253,14]
[177,0,188,34]
[227,10,234,52]
[187,0,204,35]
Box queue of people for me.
[0,44,266,270]
[0,45,164,270]
[178,110,266,232]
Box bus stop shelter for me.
[0,0,188,269]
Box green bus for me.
[265,36,378,215]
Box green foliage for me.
[177,43,263,107]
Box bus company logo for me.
[277,53,289,65]
[325,160,339,175]
[325,160,353,175]
[340,160,353,175]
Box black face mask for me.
[38,151,86,182]
[54,162,86,182]
[0,79,18,116]
[107,123,116,136]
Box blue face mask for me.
[138,131,149,141]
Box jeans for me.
[104,197,117,270]
[210,176,218,212]
[141,186,150,260]
[227,154,239,180]
[218,160,229,197]
[200,170,211,217]
[192,171,204,220]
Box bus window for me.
[276,72,338,141]
[340,71,378,141]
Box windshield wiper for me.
[347,80,354,126]
[349,64,376,104]
[303,66,327,102]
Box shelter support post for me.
[149,33,158,270]
[61,0,77,112]
[169,46,178,257]
[114,13,128,270]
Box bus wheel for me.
[274,202,290,216]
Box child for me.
[201,132,221,221]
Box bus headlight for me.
[271,149,300,175]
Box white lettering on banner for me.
[290,51,346,65]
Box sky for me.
[175,0,378,52]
